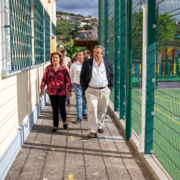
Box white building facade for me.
[0,0,57,179]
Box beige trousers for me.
[85,87,111,133]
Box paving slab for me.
[5,93,153,180]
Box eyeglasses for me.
[94,52,102,55]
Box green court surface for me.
[110,88,180,179]
[132,89,180,180]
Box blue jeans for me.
[66,85,69,101]
[74,83,87,119]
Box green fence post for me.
[125,0,132,140]
[114,0,120,111]
[155,6,159,88]
[166,51,170,77]
[177,48,179,77]
[105,0,108,59]
[145,0,156,154]
[98,0,102,45]
[120,0,126,119]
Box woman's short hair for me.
[50,51,63,65]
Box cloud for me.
[56,0,98,18]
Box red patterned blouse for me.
[40,64,72,96]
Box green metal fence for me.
[33,0,44,65]
[131,0,145,135]
[154,1,180,179]
[108,0,115,104]
[9,0,32,71]
[99,0,180,179]
[44,9,50,62]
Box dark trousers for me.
[49,95,66,127]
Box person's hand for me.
[40,91,44,98]
[68,92,72,97]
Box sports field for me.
[132,88,180,180]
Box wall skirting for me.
[0,94,49,180]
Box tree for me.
[57,39,85,60]
[132,9,178,59]
[84,25,92,30]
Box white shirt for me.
[70,61,82,85]
[89,58,108,87]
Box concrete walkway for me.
[5,93,153,180]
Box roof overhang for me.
[74,39,99,47]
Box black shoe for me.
[63,124,68,129]
[67,100,70,106]
[87,132,97,138]
[74,118,82,124]
[83,114,88,119]
[52,127,58,132]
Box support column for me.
[120,0,126,119]
[125,0,132,140]
[145,0,156,154]
[114,0,120,111]
[104,0,108,58]
[98,0,102,45]
[139,4,147,153]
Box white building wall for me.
[0,0,56,159]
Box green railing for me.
[44,9,50,62]
[33,0,44,65]
[9,0,32,71]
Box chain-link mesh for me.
[9,0,32,71]
[131,0,146,135]
[33,0,44,65]
[44,9,50,62]
[98,0,180,179]
[108,0,115,103]
[154,1,180,179]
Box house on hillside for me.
[92,17,98,21]
[85,17,91,20]
[56,15,61,21]
[80,22,87,27]
[66,16,71,21]
[78,30,89,39]
[61,15,66,19]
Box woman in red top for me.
[40,51,72,132]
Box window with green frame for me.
[9,0,32,71]
[44,10,50,62]
[33,0,44,65]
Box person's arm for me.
[69,64,74,84]
[40,66,49,97]
[109,62,114,91]
[80,61,88,92]
[64,68,72,93]
[68,58,72,70]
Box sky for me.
[56,0,98,18]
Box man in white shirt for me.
[61,49,72,106]
[80,45,113,138]
[70,51,88,124]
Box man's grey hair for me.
[94,45,105,55]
